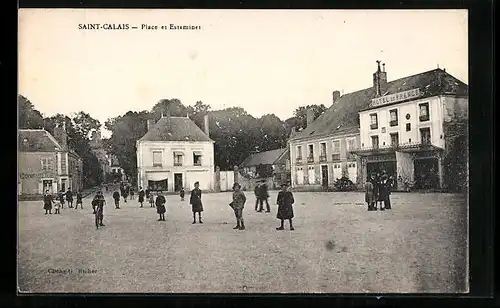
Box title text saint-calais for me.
[78,23,202,30]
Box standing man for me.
[231,183,247,230]
[122,184,129,203]
[190,181,203,224]
[92,191,106,229]
[113,190,121,209]
[258,182,270,213]
[254,183,261,211]
[155,191,167,221]
[276,182,295,230]
[76,190,83,209]
[66,188,74,208]
[138,186,145,208]
[58,189,66,209]
[43,190,53,215]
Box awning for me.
[146,172,169,182]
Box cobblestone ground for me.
[17,191,468,293]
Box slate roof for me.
[139,116,213,142]
[290,68,468,141]
[240,148,288,167]
[19,129,63,152]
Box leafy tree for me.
[292,104,328,131]
[18,95,44,129]
[151,99,188,120]
[187,101,211,129]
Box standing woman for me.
[364,176,375,211]
[276,183,295,230]
[43,190,53,214]
[138,186,145,208]
[231,183,247,230]
[190,182,203,224]
[155,191,166,221]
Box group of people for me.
[43,188,83,215]
[253,182,270,213]
[364,170,394,211]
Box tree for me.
[151,99,188,120]
[18,95,44,129]
[292,104,328,131]
[256,114,288,152]
[105,111,150,183]
[187,101,211,129]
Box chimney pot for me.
[332,91,341,104]
[306,108,315,126]
[203,114,210,136]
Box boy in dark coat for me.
[155,191,167,221]
[113,191,121,209]
[254,184,261,211]
[231,183,247,230]
[66,189,74,208]
[43,190,53,214]
[258,183,270,213]
[138,187,145,207]
[58,190,65,209]
[276,183,295,230]
[76,190,83,209]
[190,182,204,224]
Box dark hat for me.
[194,181,199,185]
[233,182,241,189]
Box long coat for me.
[231,191,247,210]
[364,181,375,204]
[113,191,120,200]
[138,190,145,203]
[276,191,294,219]
[190,188,203,213]
[65,190,73,202]
[43,194,53,210]
[156,195,166,214]
[259,184,269,200]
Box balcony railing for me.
[194,162,202,166]
[351,140,443,154]
[370,123,378,130]
[389,120,398,127]
[419,115,430,122]
[319,154,327,162]
[173,162,183,166]
[307,156,314,163]
[331,153,340,161]
[153,163,162,167]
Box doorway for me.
[174,173,183,192]
[321,165,329,189]
[61,179,66,192]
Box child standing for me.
[130,187,135,200]
[276,183,295,230]
[180,187,185,201]
[231,183,246,230]
[58,190,65,209]
[54,200,61,214]
[364,177,375,211]
[190,182,203,224]
[155,191,166,221]
[149,192,155,208]
[76,190,83,209]
[113,191,121,209]
[138,187,145,208]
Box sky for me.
[18,9,468,138]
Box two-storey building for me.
[18,123,83,195]
[352,62,468,190]
[288,90,366,190]
[136,114,215,192]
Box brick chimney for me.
[332,90,341,104]
[147,119,155,131]
[373,61,388,96]
[53,121,68,149]
[306,108,315,126]
[203,114,210,136]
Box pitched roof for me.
[240,148,288,167]
[139,116,213,142]
[19,129,63,152]
[290,68,468,141]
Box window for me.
[60,155,66,174]
[307,144,314,163]
[370,113,378,129]
[332,140,340,161]
[41,158,53,171]
[152,151,162,167]
[420,128,431,145]
[174,153,183,166]
[319,143,327,162]
[406,123,411,131]
[346,138,356,160]
[389,109,398,126]
[419,103,430,121]
[193,152,202,166]
[371,136,379,149]
[390,133,399,147]
[296,146,302,161]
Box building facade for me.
[19,125,83,195]
[352,62,468,190]
[108,155,126,182]
[136,114,215,192]
[89,129,111,179]
[239,148,291,189]
[289,90,364,190]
